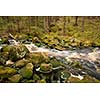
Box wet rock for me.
[60,70,71,80]
[39,63,53,73]
[80,75,100,83]
[1,45,12,52]
[19,63,34,79]
[67,75,100,83]
[8,74,22,83]
[72,61,83,69]
[9,45,29,61]
[50,58,63,68]
[67,76,81,83]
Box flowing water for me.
[1,39,100,80]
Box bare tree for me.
[74,16,78,26]
[63,16,66,35]
[82,16,85,32]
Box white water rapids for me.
[1,39,100,80]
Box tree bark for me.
[74,16,78,26]
[63,16,66,35]
[82,16,85,32]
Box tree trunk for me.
[82,16,85,32]
[74,16,78,26]
[35,16,38,27]
[28,16,31,33]
[44,16,49,33]
[63,16,66,35]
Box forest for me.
[0,16,100,83]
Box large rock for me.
[8,74,22,83]
[19,63,34,79]
[26,52,49,65]
[9,45,29,61]
[0,67,17,78]
[15,59,29,68]
[0,52,9,65]
[39,63,53,73]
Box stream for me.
[1,39,100,80]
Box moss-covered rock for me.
[38,79,46,83]
[15,59,29,68]
[0,52,9,65]
[39,63,52,73]
[33,74,41,81]
[50,58,63,68]
[67,76,81,83]
[9,45,29,61]
[2,45,12,52]
[8,74,22,83]
[80,75,100,83]
[0,67,17,78]
[19,63,34,79]
[26,52,49,65]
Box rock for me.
[2,45,12,52]
[50,58,63,68]
[26,52,49,65]
[15,59,29,68]
[0,52,9,65]
[8,74,22,83]
[67,76,81,83]
[38,79,46,83]
[60,70,71,80]
[39,63,53,73]
[0,67,17,78]
[19,63,34,79]
[6,60,14,65]
[33,74,41,82]
[9,45,29,61]
[80,75,100,83]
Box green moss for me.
[19,63,34,79]
[0,52,9,65]
[0,67,17,78]
[9,45,29,61]
[33,74,41,81]
[15,59,29,68]
[40,63,52,73]
[61,70,71,80]
[8,74,22,83]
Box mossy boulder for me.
[15,59,29,68]
[8,74,22,83]
[19,63,34,79]
[0,67,17,78]
[9,45,29,61]
[67,76,81,83]
[39,63,53,73]
[50,58,63,68]
[0,52,9,65]
[1,45,12,52]
[26,52,49,65]
[80,75,100,83]
[38,79,46,83]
